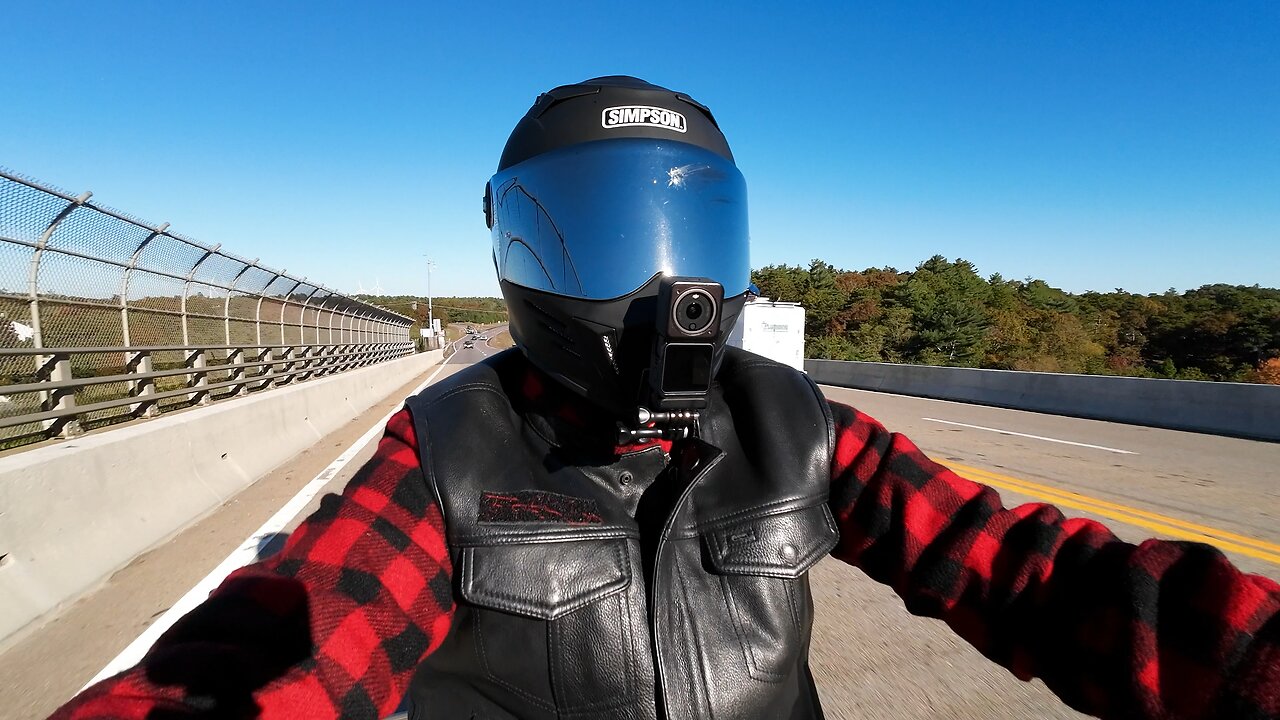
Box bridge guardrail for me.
[0,168,414,447]
[0,348,444,646]
[806,358,1280,441]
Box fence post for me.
[255,346,274,390]
[294,345,309,382]
[300,286,319,346]
[29,192,92,439]
[272,346,287,385]
[28,191,91,353]
[38,352,82,438]
[324,297,337,345]
[225,259,258,347]
[325,344,339,375]
[288,345,304,383]
[334,342,353,373]
[279,278,301,348]
[185,348,210,405]
[313,290,329,347]
[228,346,249,396]
[300,345,319,382]
[120,222,169,349]
[320,343,338,376]
[181,243,221,346]
[127,349,160,418]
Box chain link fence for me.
[0,169,414,448]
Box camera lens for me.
[673,289,717,334]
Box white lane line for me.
[921,417,1138,455]
[83,350,458,690]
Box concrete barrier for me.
[806,359,1280,442]
[0,349,443,645]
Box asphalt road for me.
[452,325,508,362]
[2,351,1274,719]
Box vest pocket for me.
[460,538,636,712]
[703,503,840,682]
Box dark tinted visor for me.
[490,139,750,300]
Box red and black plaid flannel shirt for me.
[54,367,1280,720]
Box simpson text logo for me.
[602,106,687,133]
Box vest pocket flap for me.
[460,540,631,620]
[704,504,839,579]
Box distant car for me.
[477,335,487,341]
[463,341,474,349]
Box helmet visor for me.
[490,139,750,300]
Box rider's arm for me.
[51,409,454,719]
[826,400,1279,720]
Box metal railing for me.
[0,342,412,438]
[0,169,414,447]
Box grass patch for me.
[488,329,515,350]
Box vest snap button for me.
[780,543,799,562]
[619,471,633,486]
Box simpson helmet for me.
[484,76,750,416]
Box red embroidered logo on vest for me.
[478,491,604,525]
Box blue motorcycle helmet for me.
[484,76,751,417]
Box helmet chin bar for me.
[499,275,746,436]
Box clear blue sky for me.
[3,1,1276,298]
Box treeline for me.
[357,295,509,330]
[752,256,1280,384]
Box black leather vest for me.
[404,348,838,720]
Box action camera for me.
[645,277,724,411]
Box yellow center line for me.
[947,462,1280,554]
[943,462,1280,566]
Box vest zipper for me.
[649,441,722,719]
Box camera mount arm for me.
[617,407,700,444]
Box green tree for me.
[752,256,1276,384]
[889,256,991,365]
[1146,285,1280,380]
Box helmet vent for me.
[537,318,575,346]
[550,334,583,360]
[524,298,580,352]
[524,298,568,331]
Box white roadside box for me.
[727,298,806,371]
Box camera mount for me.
[617,407,701,444]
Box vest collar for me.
[499,350,674,458]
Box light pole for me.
[424,256,436,344]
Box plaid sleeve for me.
[52,409,454,720]
[826,400,1280,720]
